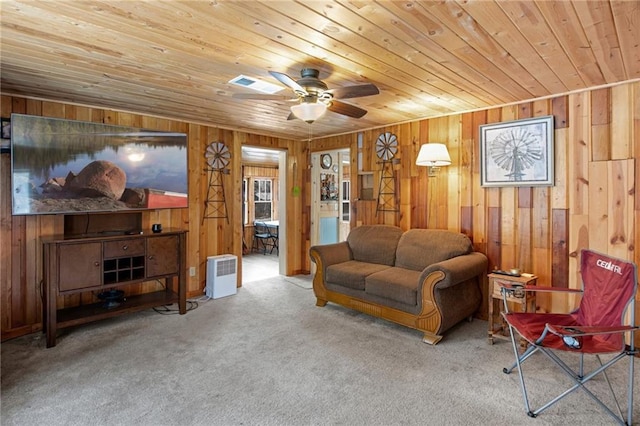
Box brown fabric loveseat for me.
[309,225,488,344]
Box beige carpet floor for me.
[1,274,636,425]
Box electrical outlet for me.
[189,267,196,277]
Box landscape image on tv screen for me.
[11,114,188,215]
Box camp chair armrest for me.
[547,324,638,338]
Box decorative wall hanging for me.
[480,115,554,187]
[203,141,231,223]
[375,132,400,215]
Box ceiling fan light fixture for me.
[290,102,327,123]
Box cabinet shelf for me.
[57,290,180,329]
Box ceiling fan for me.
[232,68,379,122]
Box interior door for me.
[311,149,350,249]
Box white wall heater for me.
[206,254,238,299]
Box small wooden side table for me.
[487,272,537,344]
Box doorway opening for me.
[241,146,286,284]
[310,148,351,247]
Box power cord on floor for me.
[153,300,199,314]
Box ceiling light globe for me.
[290,102,327,123]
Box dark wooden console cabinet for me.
[43,229,187,347]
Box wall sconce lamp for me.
[416,143,451,177]
[290,97,327,123]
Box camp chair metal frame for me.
[253,221,277,255]
[501,249,638,425]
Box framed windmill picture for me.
[480,115,554,187]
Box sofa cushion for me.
[326,260,391,290]
[365,267,421,306]
[347,225,402,266]
[395,229,472,272]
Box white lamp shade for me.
[290,102,327,123]
[416,143,451,166]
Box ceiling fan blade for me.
[269,71,308,96]
[326,84,379,99]
[232,93,295,101]
[327,100,368,118]
[286,112,296,121]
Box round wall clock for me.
[321,153,332,169]
[376,132,398,161]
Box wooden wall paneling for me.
[413,119,430,229]
[611,84,632,160]
[10,216,26,320]
[460,113,474,237]
[41,101,65,119]
[532,187,551,290]
[291,138,309,274]
[24,217,41,326]
[551,95,569,129]
[187,123,206,292]
[460,112,473,205]
[446,115,461,231]
[361,129,374,172]
[398,146,412,231]
[0,153,12,334]
[228,131,247,261]
[495,106,517,268]
[634,83,640,274]
[11,97,27,116]
[588,161,610,253]
[471,111,487,249]
[487,207,501,272]
[229,131,244,284]
[1,94,13,336]
[551,208,574,311]
[516,188,533,273]
[607,159,634,260]
[591,88,611,161]
[398,122,420,230]
[418,119,429,174]
[500,186,516,270]
[569,92,591,215]
[411,174,427,229]
[552,124,569,210]
[426,117,449,229]
[567,211,589,280]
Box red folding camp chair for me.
[501,249,638,425]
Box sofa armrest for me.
[309,242,352,268]
[309,242,352,281]
[309,242,352,304]
[419,251,488,290]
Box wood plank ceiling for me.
[1,1,638,141]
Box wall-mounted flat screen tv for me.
[11,114,188,215]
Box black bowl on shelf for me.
[97,289,125,309]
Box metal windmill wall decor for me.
[375,132,400,216]
[203,141,231,223]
